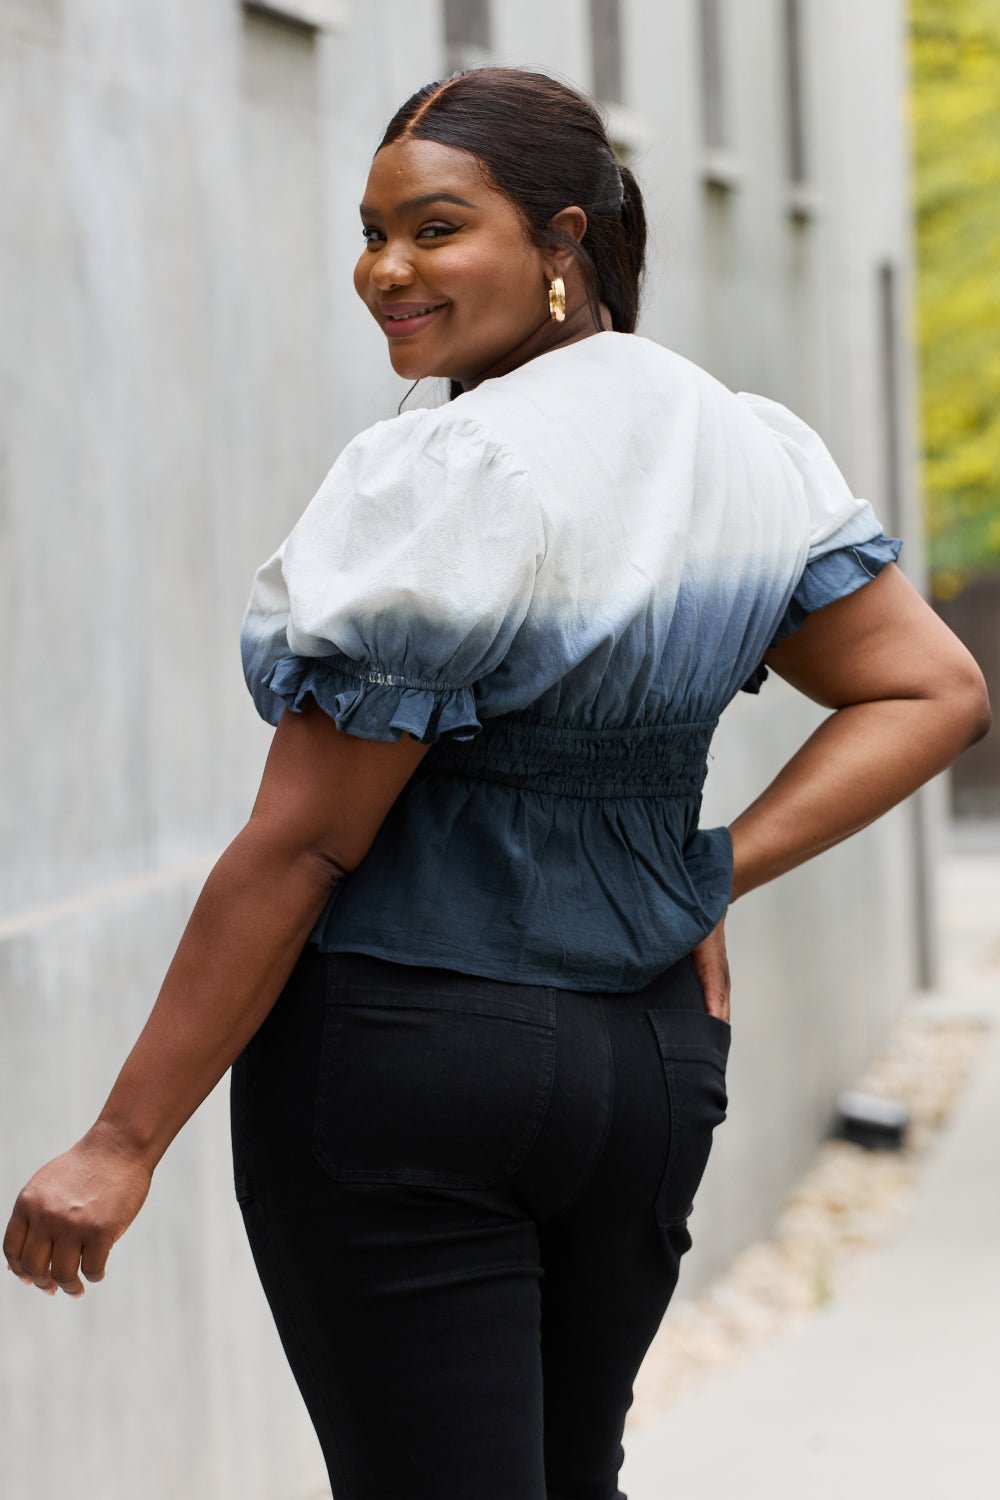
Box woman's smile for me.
[380,301,449,338]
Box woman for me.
[4,65,990,1500]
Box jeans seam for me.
[657,1055,684,1226]
[327,986,556,1028]
[539,995,616,1225]
[231,1049,256,1206]
[240,1201,355,1500]
[653,1049,729,1227]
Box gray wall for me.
[1,2,929,1495]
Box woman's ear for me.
[541,204,588,275]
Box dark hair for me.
[377,65,648,403]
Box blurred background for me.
[1,3,996,1497]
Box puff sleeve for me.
[240,407,545,741]
[734,391,902,693]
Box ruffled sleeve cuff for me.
[263,653,484,743]
[740,532,903,694]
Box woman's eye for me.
[360,224,457,244]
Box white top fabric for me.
[240,331,899,990]
[244,331,885,729]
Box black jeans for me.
[230,944,731,1500]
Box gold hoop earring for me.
[548,276,566,324]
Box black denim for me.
[230,944,731,1500]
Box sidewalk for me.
[621,835,1000,1500]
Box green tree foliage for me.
[909,0,1000,599]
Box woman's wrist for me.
[84,1115,161,1176]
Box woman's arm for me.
[728,562,990,899]
[3,706,430,1296]
[689,563,990,1022]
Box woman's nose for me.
[371,247,414,290]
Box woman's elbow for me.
[942,663,992,747]
[967,682,993,745]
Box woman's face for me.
[354,136,607,391]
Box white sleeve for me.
[733,390,901,687]
[734,390,887,555]
[240,406,545,741]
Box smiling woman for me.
[353,134,612,386]
[4,61,989,1500]
[351,67,639,395]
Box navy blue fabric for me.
[266,652,483,743]
[309,715,734,992]
[769,533,904,646]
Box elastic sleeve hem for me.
[773,532,903,645]
[739,532,903,694]
[264,654,484,743]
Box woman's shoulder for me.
[338,333,740,490]
[338,398,525,483]
[303,400,541,549]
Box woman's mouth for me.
[382,303,448,338]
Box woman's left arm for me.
[728,562,991,900]
[4,706,430,1296]
[689,563,990,1022]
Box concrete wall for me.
[1,2,930,1495]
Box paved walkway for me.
[621,835,1000,1500]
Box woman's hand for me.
[689,913,731,1024]
[4,1124,152,1297]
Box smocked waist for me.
[420,715,718,798]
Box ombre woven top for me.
[241,331,901,991]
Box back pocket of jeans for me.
[646,1007,731,1226]
[313,980,557,1189]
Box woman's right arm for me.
[727,562,991,900]
[4,704,430,1297]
